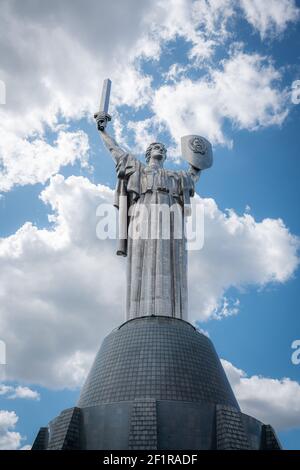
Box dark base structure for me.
[32,316,281,450]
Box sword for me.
[94,78,112,130]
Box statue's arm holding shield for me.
[180,135,213,213]
[181,135,213,181]
[187,164,201,183]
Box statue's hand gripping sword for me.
[94,78,112,131]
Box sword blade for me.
[99,78,111,113]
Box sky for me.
[0,0,300,450]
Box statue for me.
[95,79,212,322]
[31,80,281,452]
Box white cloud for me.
[0,0,296,191]
[145,0,231,62]
[0,384,11,396]
[0,175,125,388]
[0,0,156,191]
[189,195,299,321]
[127,117,162,154]
[10,386,40,401]
[152,51,288,148]
[0,384,40,400]
[0,410,23,450]
[222,359,300,431]
[213,297,240,320]
[163,64,190,83]
[240,0,300,39]
[0,176,298,388]
[0,0,154,122]
[0,0,228,138]
[0,129,89,192]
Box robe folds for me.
[114,154,194,320]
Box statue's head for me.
[145,142,167,164]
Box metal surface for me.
[33,316,282,450]
[78,316,239,409]
[99,78,111,113]
[181,134,213,170]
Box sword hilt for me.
[95,78,112,130]
[94,112,111,131]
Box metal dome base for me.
[32,316,281,450]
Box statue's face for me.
[150,143,166,162]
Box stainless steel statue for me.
[95,79,212,321]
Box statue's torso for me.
[140,166,181,196]
[115,155,191,320]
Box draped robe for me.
[114,154,195,321]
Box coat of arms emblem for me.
[181,134,213,170]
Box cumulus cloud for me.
[0,384,40,400]
[222,359,300,431]
[0,0,227,138]
[127,117,163,155]
[189,195,299,321]
[0,175,298,388]
[151,51,288,148]
[0,384,11,396]
[0,0,155,191]
[0,0,154,121]
[1,0,297,190]
[145,0,235,63]
[239,0,300,39]
[0,175,125,388]
[0,129,89,192]
[0,410,23,450]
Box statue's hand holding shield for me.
[181,135,213,170]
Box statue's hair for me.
[145,142,167,163]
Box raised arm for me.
[187,164,201,184]
[95,112,127,164]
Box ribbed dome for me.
[78,316,239,409]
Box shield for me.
[181,135,213,170]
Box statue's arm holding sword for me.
[94,79,127,165]
[94,79,212,184]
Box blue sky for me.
[0,0,300,450]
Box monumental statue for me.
[94,79,212,321]
[32,79,281,451]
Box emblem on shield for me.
[181,135,213,170]
[189,136,207,155]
